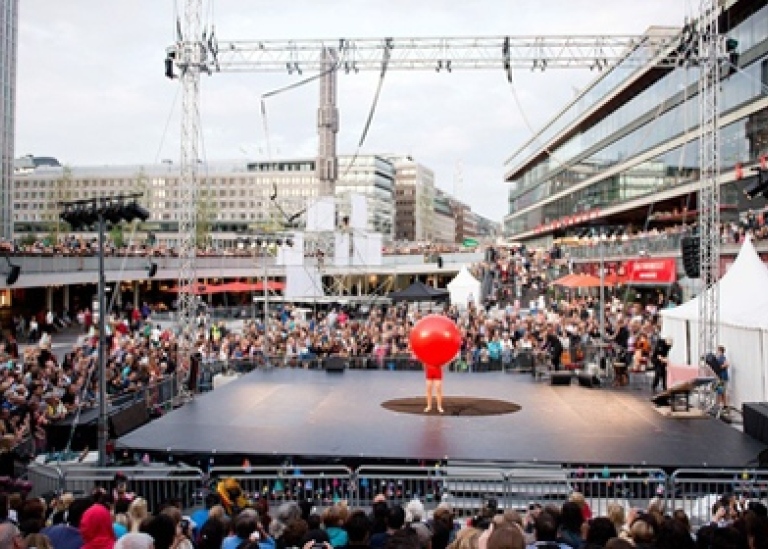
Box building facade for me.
[393,157,436,242]
[12,154,396,244]
[0,0,18,240]
[432,192,456,244]
[503,0,768,244]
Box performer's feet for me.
[424,407,432,413]
[438,406,444,414]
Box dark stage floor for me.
[117,369,766,468]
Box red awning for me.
[623,258,677,285]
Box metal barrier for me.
[26,461,768,528]
[669,469,768,527]
[28,462,768,527]
[209,466,354,507]
[25,462,64,499]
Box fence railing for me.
[23,462,768,527]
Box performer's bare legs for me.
[425,379,444,413]
[424,379,434,412]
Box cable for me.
[154,81,182,163]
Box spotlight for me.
[274,238,283,246]
[124,202,150,222]
[103,202,124,225]
[286,238,293,247]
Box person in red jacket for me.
[80,503,116,549]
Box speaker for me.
[550,372,573,386]
[5,265,20,286]
[109,401,149,437]
[324,356,347,373]
[681,235,700,278]
[147,262,158,278]
[188,353,200,393]
[577,372,601,388]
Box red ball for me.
[409,314,461,368]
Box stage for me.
[117,369,766,468]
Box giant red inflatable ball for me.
[409,314,462,368]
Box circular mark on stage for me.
[382,397,521,417]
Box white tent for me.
[660,235,768,408]
[447,265,481,308]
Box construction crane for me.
[168,0,725,369]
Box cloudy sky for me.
[15,1,692,222]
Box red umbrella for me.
[217,281,260,293]
[552,273,580,287]
[251,281,285,291]
[165,284,222,295]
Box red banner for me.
[623,258,677,285]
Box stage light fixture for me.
[4,257,20,286]
[104,202,124,225]
[124,201,150,222]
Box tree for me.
[109,223,125,248]
[49,166,73,241]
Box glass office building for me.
[0,0,18,240]
[503,0,768,242]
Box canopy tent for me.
[388,281,449,303]
[660,235,768,408]
[217,281,285,292]
[165,284,224,295]
[447,265,481,308]
[553,273,612,289]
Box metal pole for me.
[97,211,108,467]
[598,238,605,373]
[263,246,269,364]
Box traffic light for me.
[681,235,700,278]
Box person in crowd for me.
[714,345,731,409]
[526,511,569,549]
[371,505,406,549]
[80,503,116,549]
[556,502,584,548]
[0,522,24,549]
[651,337,672,393]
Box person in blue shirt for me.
[715,345,730,408]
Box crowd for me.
[0,477,766,549]
[0,231,684,467]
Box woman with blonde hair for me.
[447,526,481,549]
[128,498,148,533]
[606,502,627,536]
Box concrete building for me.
[0,0,18,240]
[503,0,768,244]
[432,192,456,244]
[13,155,396,244]
[393,157,435,242]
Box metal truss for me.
[187,34,682,74]
[171,9,725,368]
[697,0,723,361]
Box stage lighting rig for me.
[57,193,150,468]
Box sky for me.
[14,1,693,222]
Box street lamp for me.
[59,194,149,466]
